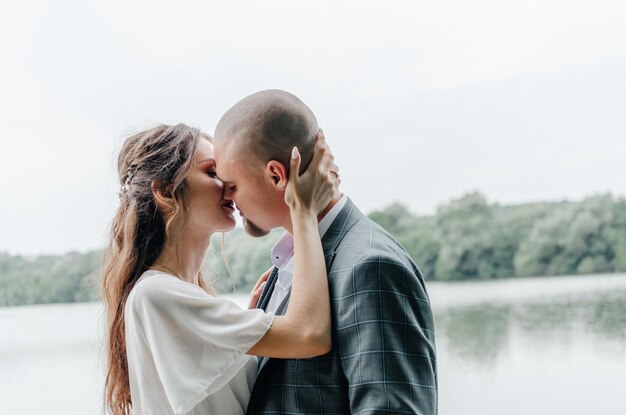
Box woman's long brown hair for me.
[102,124,213,414]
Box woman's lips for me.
[221,201,235,211]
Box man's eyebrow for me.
[197,158,216,165]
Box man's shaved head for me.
[214,89,318,173]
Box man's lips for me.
[221,201,235,211]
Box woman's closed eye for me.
[207,170,218,178]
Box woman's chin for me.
[223,220,237,232]
[218,216,237,233]
[195,216,236,235]
[211,209,237,232]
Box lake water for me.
[1,273,626,414]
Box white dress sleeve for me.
[125,274,274,414]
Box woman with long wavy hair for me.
[102,123,338,415]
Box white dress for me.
[124,270,274,415]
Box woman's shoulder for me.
[132,269,181,296]
[126,270,202,312]
[127,270,247,316]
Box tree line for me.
[1,192,625,306]
[368,192,626,281]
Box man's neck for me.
[283,191,343,234]
[317,192,343,222]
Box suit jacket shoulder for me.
[330,206,421,276]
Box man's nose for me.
[222,186,234,201]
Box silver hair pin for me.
[119,166,138,200]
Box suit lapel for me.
[320,198,360,257]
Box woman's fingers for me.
[317,132,339,191]
[332,172,341,192]
[306,131,328,173]
[249,267,272,306]
[284,128,339,213]
[321,149,335,175]
[310,130,339,202]
[248,267,272,309]
[316,131,338,179]
[289,146,301,183]
[261,266,273,278]
[253,267,272,291]
[248,281,267,309]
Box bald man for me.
[214,90,438,415]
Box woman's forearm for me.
[286,209,331,342]
[247,209,331,358]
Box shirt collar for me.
[270,232,294,270]
[270,194,348,271]
[318,194,348,237]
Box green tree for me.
[368,202,418,235]
[612,198,626,272]
[434,192,497,280]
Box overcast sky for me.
[1,0,625,255]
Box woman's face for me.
[182,138,237,235]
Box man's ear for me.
[151,180,175,211]
[264,160,288,191]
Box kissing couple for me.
[102,90,437,414]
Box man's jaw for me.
[243,216,270,238]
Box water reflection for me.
[436,281,626,367]
[437,305,512,367]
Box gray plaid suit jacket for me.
[247,198,438,414]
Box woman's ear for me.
[151,180,175,211]
[264,160,288,191]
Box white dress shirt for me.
[265,194,348,313]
